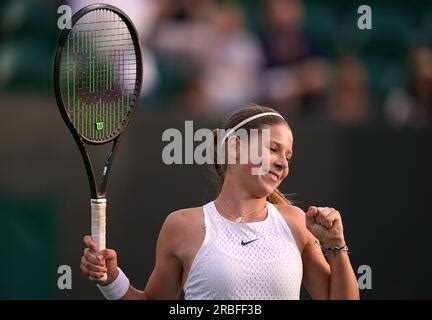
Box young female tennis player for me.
[81,105,359,300]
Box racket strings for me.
[60,8,140,142]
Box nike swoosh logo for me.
[241,239,259,246]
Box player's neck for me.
[217,189,266,215]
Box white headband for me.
[220,112,285,145]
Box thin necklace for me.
[218,196,267,223]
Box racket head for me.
[54,4,142,145]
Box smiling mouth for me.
[268,171,280,181]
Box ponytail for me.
[267,188,291,205]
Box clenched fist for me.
[305,206,345,248]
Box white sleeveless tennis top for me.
[183,201,303,300]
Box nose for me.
[273,154,288,170]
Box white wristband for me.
[96,267,130,300]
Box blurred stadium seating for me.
[0,0,431,118]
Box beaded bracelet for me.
[321,244,349,256]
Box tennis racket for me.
[54,4,142,281]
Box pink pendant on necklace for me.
[236,216,243,223]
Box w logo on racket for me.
[96,122,104,131]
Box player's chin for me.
[258,174,281,193]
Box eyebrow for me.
[272,141,293,156]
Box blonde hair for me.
[212,104,292,206]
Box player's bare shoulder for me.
[273,203,308,251]
[168,207,203,226]
[161,207,205,249]
[273,204,306,225]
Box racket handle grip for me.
[90,198,108,282]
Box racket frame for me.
[54,3,143,199]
